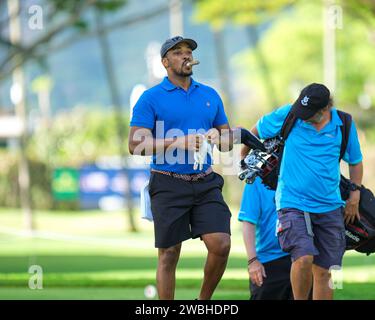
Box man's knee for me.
[294,255,313,270]
[313,265,331,281]
[159,245,181,268]
[207,235,231,257]
[218,237,231,257]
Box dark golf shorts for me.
[149,171,231,248]
[277,207,346,270]
[250,255,293,300]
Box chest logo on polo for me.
[301,96,309,106]
[206,101,210,107]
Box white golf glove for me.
[194,135,213,171]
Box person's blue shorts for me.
[277,207,346,270]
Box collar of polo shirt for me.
[161,76,200,91]
[299,107,343,131]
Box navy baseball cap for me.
[291,83,331,120]
[160,36,197,58]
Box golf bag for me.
[340,175,375,255]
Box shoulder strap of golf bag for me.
[269,109,352,190]
[270,111,297,189]
[280,109,352,159]
[337,110,352,161]
[280,111,297,141]
[262,111,297,190]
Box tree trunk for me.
[95,11,137,232]
[8,0,34,233]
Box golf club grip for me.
[239,128,267,152]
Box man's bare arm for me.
[128,126,200,156]
[242,221,266,287]
[349,161,363,187]
[206,123,233,152]
[344,161,363,224]
[207,124,262,154]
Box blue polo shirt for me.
[130,77,228,174]
[238,178,289,264]
[256,104,362,213]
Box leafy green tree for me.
[0,0,170,82]
[194,0,297,108]
[341,0,375,29]
[0,109,131,210]
[194,0,296,28]
[30,109,129,210]
[233,0,375,119]
[27,108,129,167]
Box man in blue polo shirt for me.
[239,178,292,300]
[128,36,233,300]
[249,83,363,300]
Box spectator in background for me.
[239,177,293,300]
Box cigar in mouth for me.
[186,60,200,67]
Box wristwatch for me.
[349,182,361,191]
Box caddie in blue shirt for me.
[128,36,234,300]
[246,83,363,300]
[238,178,292,300]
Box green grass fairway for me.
[0,287,249,300]
[1,283,374,300]
[1,209,375,300]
